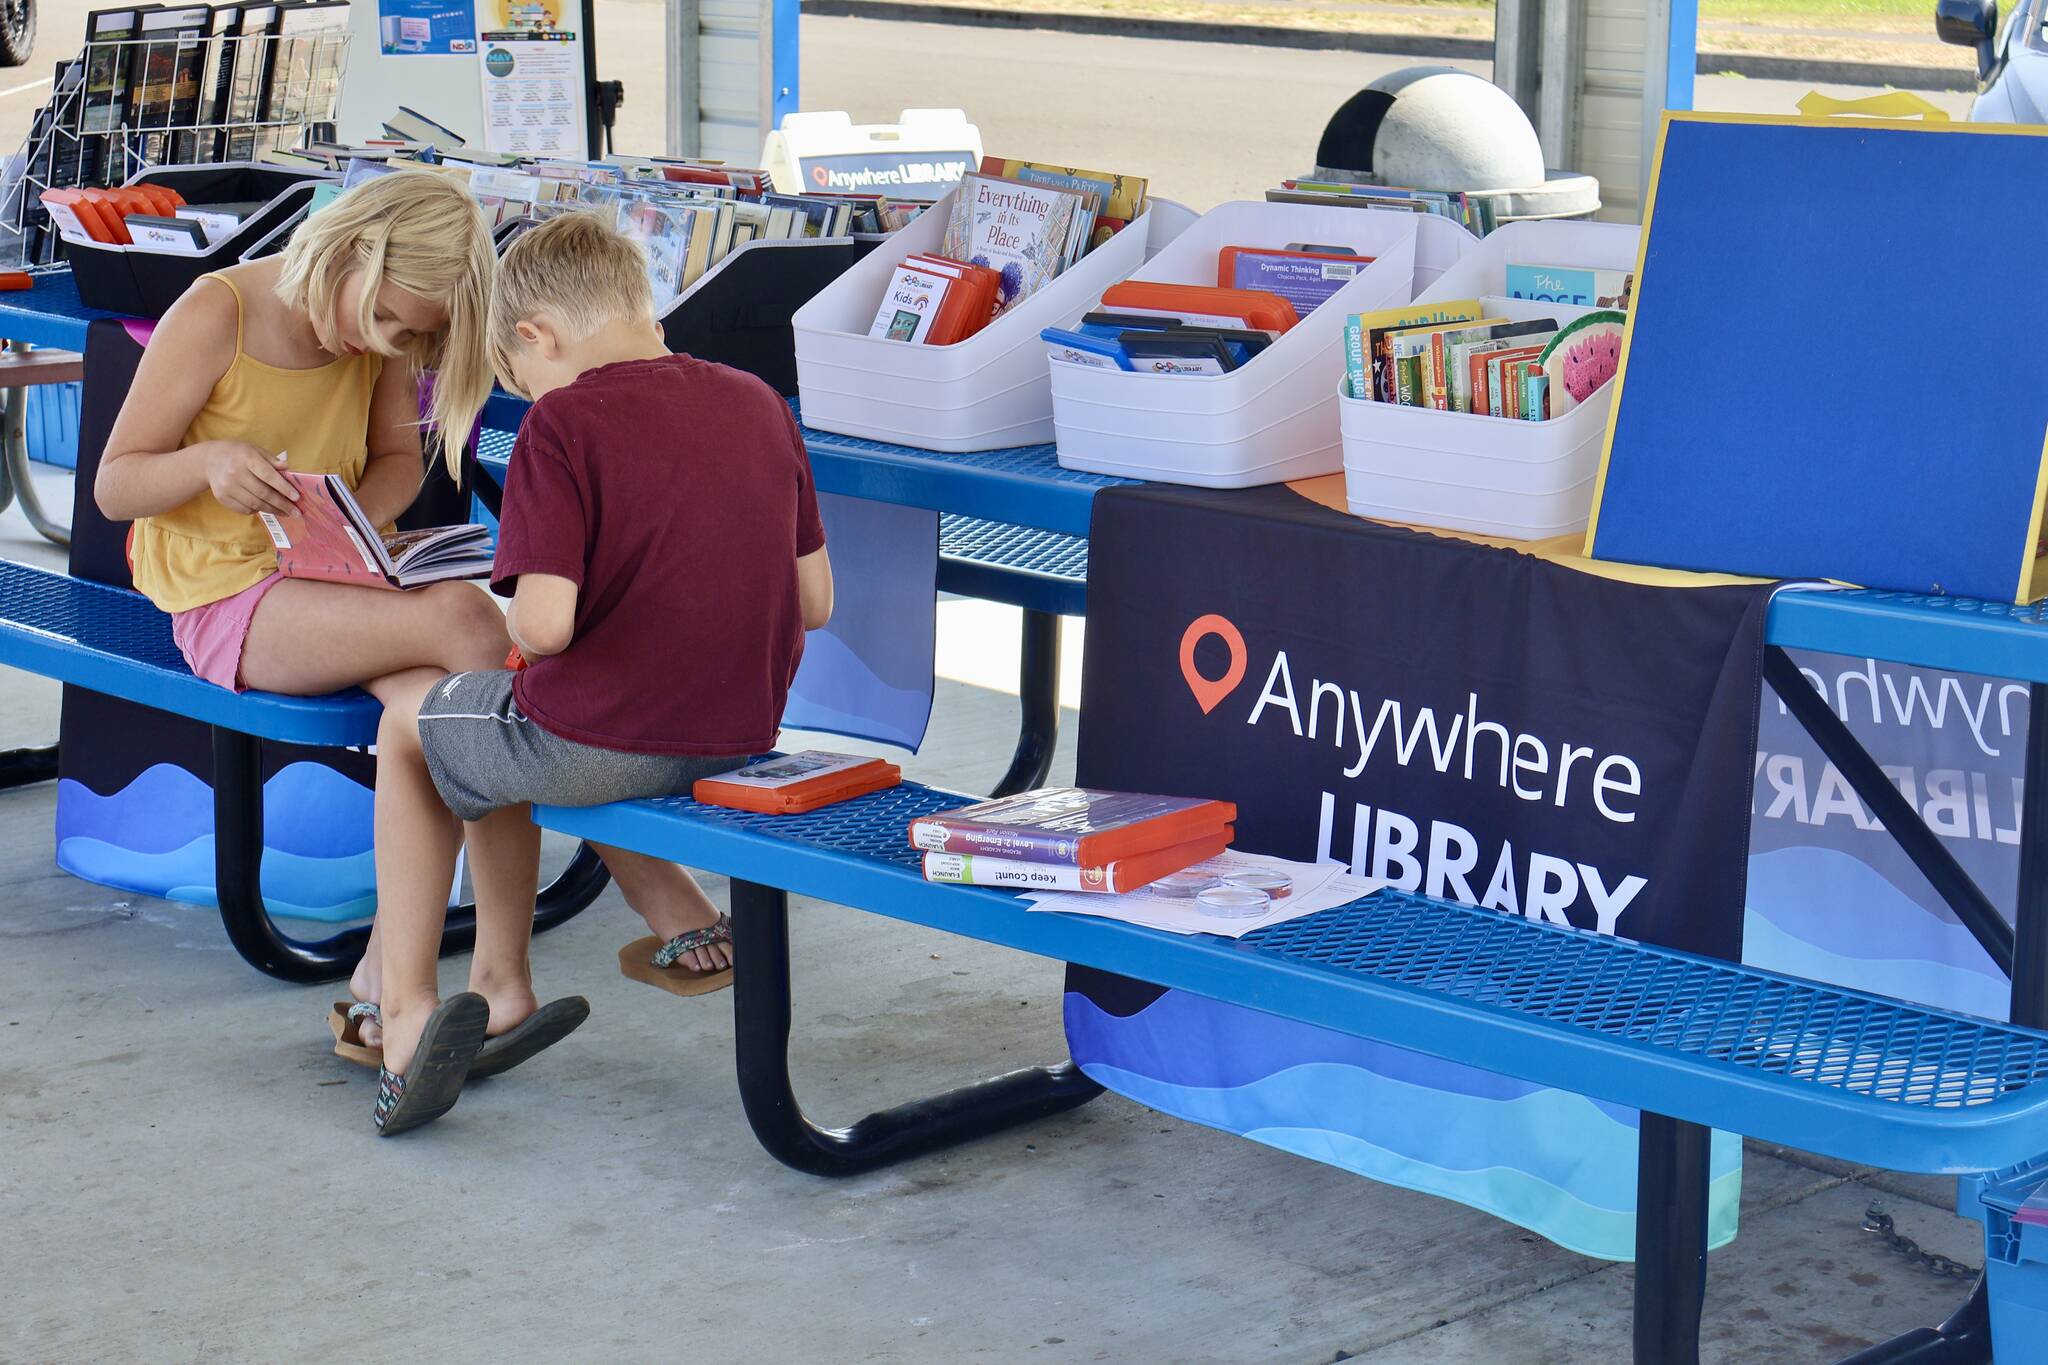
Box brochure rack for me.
[61,165,335,316]
[658,236,876,396]
[791,191,1195,452]
[1047,202,1439,488]
[1340,219,1640,539]
[0,28,351,268]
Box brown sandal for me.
[328,1001,382,1067]
[618,913,734,997]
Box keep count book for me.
[909,788,1237,866]
[693,751,902,814]
[260,469,492,590]
[923,829,1234,893]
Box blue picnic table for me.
[4,269,2045,1359]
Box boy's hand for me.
[205,442,298,517]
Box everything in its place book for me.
[259,468,493,590]
[693,751,902,815]
[940,173,1089,315]
[923,830,1234,893]
[909,788,1238,866]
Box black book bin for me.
[657,235,879,396]
[65,164,337,317]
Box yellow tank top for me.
[130,272,383,613]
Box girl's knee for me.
[424,583,509,669]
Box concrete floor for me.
[0,467,1995,1363]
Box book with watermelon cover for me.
[908,788,1236,866]
[922,830,1234,893]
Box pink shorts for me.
[169,573,284,692]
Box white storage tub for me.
[1340,219,1640,539]
[791,191,1196,452]
[1048,202,1442,487]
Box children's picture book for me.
[923,830,1233,894]
[941,173,1089,315]
[1505,264,1633,310]
[259,468,493,590]
[1349,300,1482,402]
[908,788,1237,866]
[692,751,902,814]
[867,261,953,342]
[1537,309,1626,415]
[980,156,1147,250]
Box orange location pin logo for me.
[1180,614,1248,715]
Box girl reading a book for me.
[94,171,579,1105]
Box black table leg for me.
[728,877,1103,1176]
[210,727,612,983]
[991,609,1061,798]
[1633,1112,1711,1365]
[0,742,57,789]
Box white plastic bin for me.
[1048,202,1440,487]
[1340,219,1640,539]
[791,191,1194,452]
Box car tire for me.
[0,0,36,67]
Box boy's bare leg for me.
[463,803,544,1037]
[366,668,465,1075]
[591,843,732,973]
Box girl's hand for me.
[205,442,299,517]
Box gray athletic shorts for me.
[416,669,745,822]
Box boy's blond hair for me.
[274,171,494,475]
[488,211,656,397]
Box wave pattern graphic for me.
[1066,992,1741,1261]
[55,761,376,921]
[1747,845,2010,1020]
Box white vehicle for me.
[1940,0,2048,121]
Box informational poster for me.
[376,0,477,54]
[477,25,586,156]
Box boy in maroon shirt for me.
[365,213,833,1135]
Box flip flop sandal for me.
[328,1001,382,1069]
[469,995,591,1081]
[618,913,735,998]
[371,992,489,1138]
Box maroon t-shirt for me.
[492,354,825,755]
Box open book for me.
[259,469,493,590]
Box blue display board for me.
[1588,115,2048,603]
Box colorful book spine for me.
[1343,314,1365,399]
[922,831,1230,894]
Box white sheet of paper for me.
[1024,851,1386,939]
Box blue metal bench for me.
[535,776,2048,1362]
[0,558,608,982]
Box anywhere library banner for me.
[1070,484,1775,1260]
[1749,652,2019,1022]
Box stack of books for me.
[1345,268,1629,420]
[912,788,1236,894]
[1267,179,1497,236]
[1042,271,1316,377]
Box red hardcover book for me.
[693,751,902,814]
[908,788,1237,866]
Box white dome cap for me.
[1316,66,1548,192]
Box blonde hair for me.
[487,211,656,396]
[275,170,494,476]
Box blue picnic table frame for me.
[4,269,2043,1356]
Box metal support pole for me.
[1633,1112,1710,1365]
[991,609,1061,798]
[665,0,701,159]
[209,727,611,983]
[728,878,1103,1176]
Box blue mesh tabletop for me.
[0,268,134,351]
